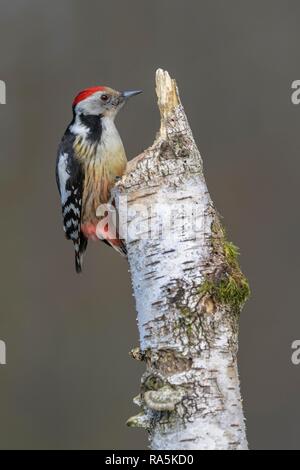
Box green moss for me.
[198,218,250,313]
[199,275,250,312]
[224,241,240,265]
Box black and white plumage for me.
[56,86,142,273]
[56,129,87,273]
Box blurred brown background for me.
[0,0,299,450]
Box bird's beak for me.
[122,90,143,100]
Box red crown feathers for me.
[72,86,106,107]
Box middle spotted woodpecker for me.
[56,86,142,273]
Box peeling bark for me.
[115,69,249,450]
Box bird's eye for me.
[101,94,109,102]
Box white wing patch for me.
[57,153,71,204]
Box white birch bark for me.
[115,69,250,451]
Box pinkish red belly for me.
[81,222,99,241]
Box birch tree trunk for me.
[115,69,250,451]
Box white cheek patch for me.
[75,92,105,118]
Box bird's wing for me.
[56,132,87,272]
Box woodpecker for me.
[56,86,142,273]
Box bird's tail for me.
[75,235,88,273]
